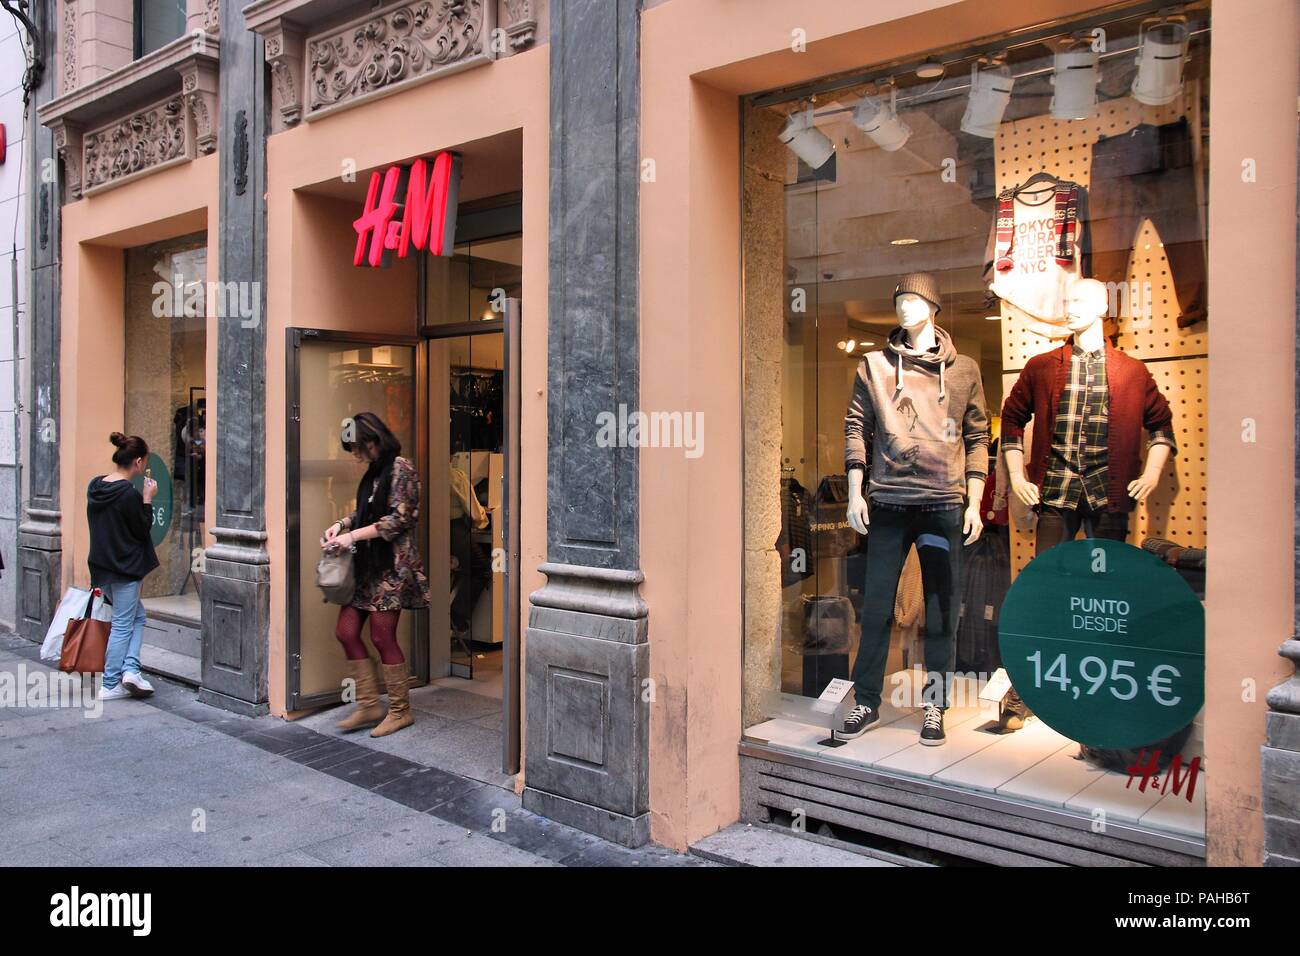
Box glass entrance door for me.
[286,329,427,711]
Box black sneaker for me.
[919,704,946,746]
[836,705,878,740]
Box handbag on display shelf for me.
[316,544,357,605]
[58,589,112,674]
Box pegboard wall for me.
[994,84,1209,577]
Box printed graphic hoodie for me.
[844,325,990,506]
[86,476,160,586]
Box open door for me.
[501,298,521,774]
[286,328,428,712]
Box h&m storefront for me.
[637,0,1298,862]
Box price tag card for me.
[812,677,855,714]
[997,540,1204,749]
[979,668,1012,704]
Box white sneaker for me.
[121,671,155,697]
[99,683,132,700]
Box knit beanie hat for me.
[893,272,942,314]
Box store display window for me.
[123,234,208,608]
[742,3,1209,842]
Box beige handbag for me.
[316,544,356,605]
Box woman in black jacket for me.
[87,432,160,700]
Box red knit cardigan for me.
[1000,342,1174,514]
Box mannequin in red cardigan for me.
[1002,278,1175,549]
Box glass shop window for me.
[742,5,1209,842]
[123,234,208,608]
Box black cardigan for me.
[86,476,160,586]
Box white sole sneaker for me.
[99,684,132,701]
[121,672,155,698]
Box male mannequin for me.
[1002,278,1175,552]
[998,277,1176,732]
[841,272,989,747]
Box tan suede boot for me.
[336,658,386,731]
[371,661,414,737]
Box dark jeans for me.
[850,502,963,711]
[450,517,492,632]
[1089,118,1206,328]
[1035,502,1129,554]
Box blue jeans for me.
[102,579,147,689]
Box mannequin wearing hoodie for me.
[839,273,990,746]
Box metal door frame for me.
[285,327,428,712]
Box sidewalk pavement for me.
[0,633,892,868]
[0,634,704,867]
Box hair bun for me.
[109,432,127,447]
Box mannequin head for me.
[1065,278,1109,334]
[893,272,942,331]
[896,292,937,330]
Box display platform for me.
[744,670,1204,841]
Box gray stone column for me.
[1261,92,1300,866]
[198,0,270,715]
[522,0,650,846]
[18,0,64,644]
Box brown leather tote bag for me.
[59,589,111,674]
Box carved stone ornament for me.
[306,0,488,116]
[81,98,190,195]
[62,0,77,94]
[179,59,220,155]
[51,119,84,199]
[205,0,220,34]
[501,0,536,50]
[264,23,305,132]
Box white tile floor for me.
[744,672,1206,840]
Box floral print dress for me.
[339,456,431,611]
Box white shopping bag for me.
[39,587,114,662]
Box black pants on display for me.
[1089,118,1206,328]
[850,501,963,712]
[1034,503,1129,554]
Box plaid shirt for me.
[1004,345,1176,510]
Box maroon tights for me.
[335,606,405,665]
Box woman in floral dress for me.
[321,412,430,737]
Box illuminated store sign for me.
[353,151,462,268]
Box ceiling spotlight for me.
[890,237,920,245]
[853,86,911,152]
[778,107,835,170]
[961,62,1015,138]
[1050,41,1099,120]
[984,315,1002,321]
[1132,18,1189,106]
[845,339,857,352]
[916,60,945,79]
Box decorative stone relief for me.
[50,120,83,199]
[62,0,76,94]
[179,59,220,154]
[81,98,189,195]
[306,0,489,116]
[501,0,536,50]
[205,0,220,34]
[264,23,305,132]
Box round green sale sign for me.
[131,452,173,547]
[997,539,1204,749]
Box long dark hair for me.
[342,412,401,459]
[347,413,401,584]
[109,432,148,468]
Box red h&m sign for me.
[353,151,462,268]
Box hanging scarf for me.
[352,452,398,585]
[994,180,1081,272]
